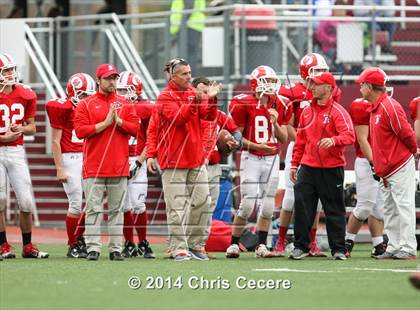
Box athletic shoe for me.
[67,244,87,258]
[289,248,309,260]
[226,244,240,259]
[86,251,100,261]
[122,241,138,258]
[109,251,125,261]
[273,239,286,257]
[374,251,395,260]
[76,236,87,256]
[333,252,347,260]
[255,244,275,258]
[0,242,16,259]
[344,239,354,257]
[189,248,209,261]
[393,251,416,260]
[308,241,327,257]
[371,242,387,258]
[174,252,192,262]
[22,243,49,259]
[138,240,156,259]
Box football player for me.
[226,65,290,258]
[274,53,332,257]
[117,71,155,259]
[46,73,96,258]
[345,97,386,258]
[0,52,48,259]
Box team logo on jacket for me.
[322,114,330,124]
[375,115,381,125]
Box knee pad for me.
[371,203,384,221]
[68,203,82,216]
[236,198,254,219]
[132,203,146,214]
[260,202,274,219]
[17,195,34,213]
[0,193,6,212]
[352,202,375,221]
[282,190,294,212]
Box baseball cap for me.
[311,72,336,88]
[355,67,388,87]
[96,64,119,78]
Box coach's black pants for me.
[293,165,346,255]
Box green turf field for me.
[1,244,419,310]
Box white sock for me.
[345,233,356,241]
[371,236,384,247]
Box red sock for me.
[65,215,79,246]
[310,228,317,243]
[123,211,134,243]
[278,226,288,244]
[74,212,85,239]
[134,211,148,243]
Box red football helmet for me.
[249,65,279,96]
[117,71,143,101]
[66,73,96,105]
[299,53,329,80]
[0,52,18,86]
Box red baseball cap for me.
[355,67,388,87]
[311,72,336,88]
[96,63,119,78]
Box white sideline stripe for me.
[254,267,418,273]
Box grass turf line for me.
[1,244,419,310]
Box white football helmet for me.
[249,65,280,96]
[0,52,18,87]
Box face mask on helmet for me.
[117,71,143,102]
[66,73,96,105]
[250,66,280,96]
[0,53,19,87]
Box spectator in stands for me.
[353,0,396,54]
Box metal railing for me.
[54,13,159,100]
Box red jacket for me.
[74,92,139,178]
[152,81,217,169]
[291,96,355,169]
[369,93,417,178]
[202,110,239,165]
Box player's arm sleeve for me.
[24,97,37,120]
[74,101,97,139]
[46,105,65,129]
